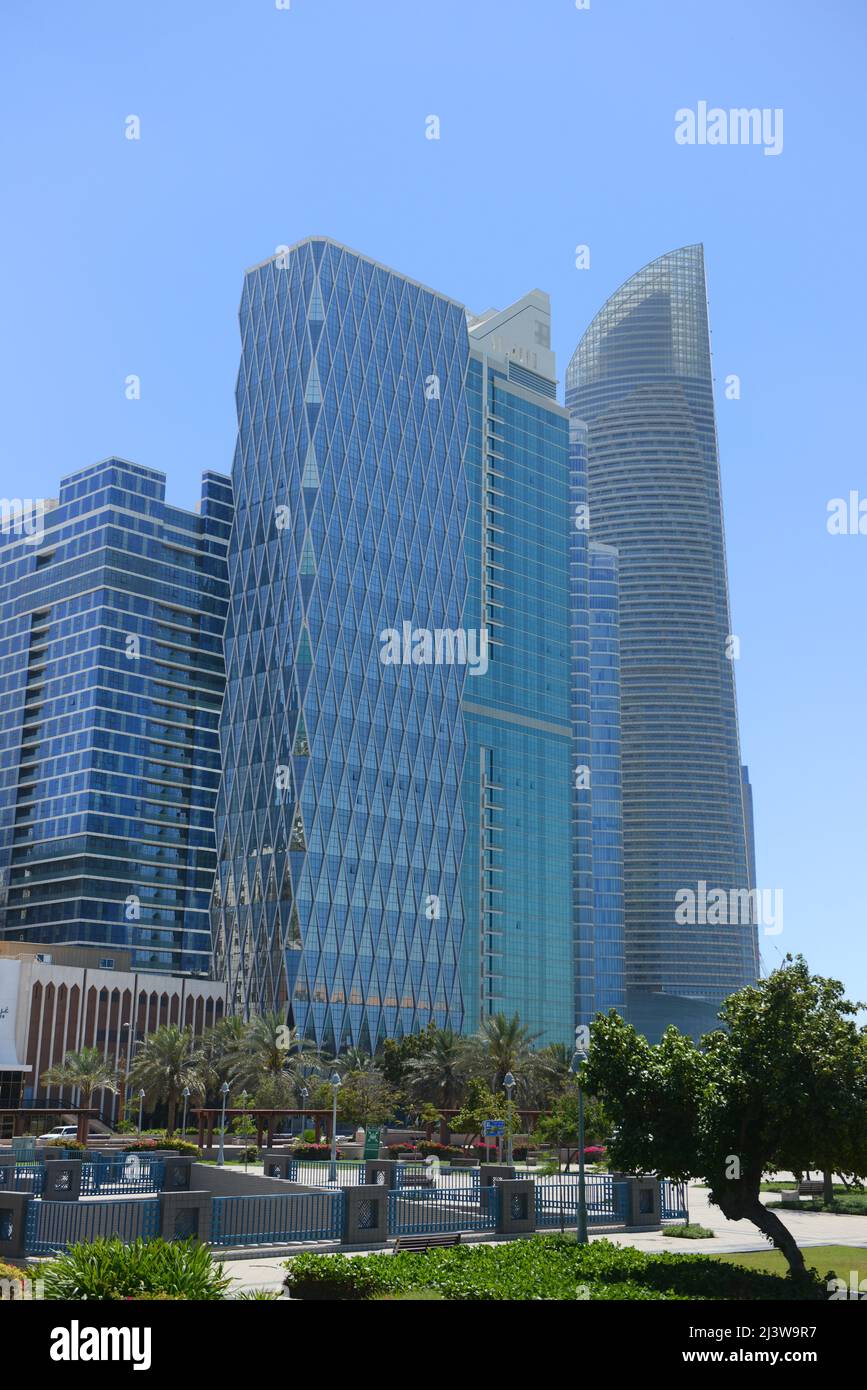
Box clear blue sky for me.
[2,0,865,1002]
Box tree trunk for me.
[166,1096,176,1137]
[823,1169,834,1206]
[715,1187,806,1277]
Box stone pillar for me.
[624,1176,662,1227]
[260,1152,293,1180]
[162,1155,194,1192]
[159,1190,213,1242]
[43,1159,83,1203]
[364,1158,398,1189]
[496,1179,536,1236]
[341,1184,389,1245]
[479,1163,515,1188]
[0,1193,30,1260]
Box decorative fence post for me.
[159,1190,213,1242]
[43,1159,83,1203]
[0,1193,30,1259]
[363,1158,398,1189]
[495,1179,536,1237]
[341,1184,389,1245]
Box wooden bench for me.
[392,1232,462,1254]
[798,1180,825,1196]
[400,1171,436,1188]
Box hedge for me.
[284,1237,829,1302]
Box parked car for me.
[37,1125,80,1142]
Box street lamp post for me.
[299,1086,309,1141]
[137,1088,145,1136]
[218,1081,230,1167]
[570,1047,588,1244]
[329,1072,341,1182]
[503,1072,516,1166]
[181,1086,190,1138]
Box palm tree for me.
[406,1028,468,1111]
[226,1012,318,1097]
[41,1046,118,1110]
[198,1015,248,1102]
[128,1026,204,1135]
[529,1042,574,1106]
[473,1012,541,1092]
[335,1046,377,1073]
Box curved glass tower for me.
[566,245,759,1039]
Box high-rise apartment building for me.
[0,459,232,976]
[567,245,759,1040]
[459,293,579,1045]
[212,239,470,1048]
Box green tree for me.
[582,956,867,1277]
[128,1026,204,1136]
[336,1070,397,1129]
[447,1078,505,1148]
[379,1026,437,1089]
[41,1047,118,1109]
[533,1086,609,1167]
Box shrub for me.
[664,1223,715,1239]
[45,1138,87,1152]
[291,1143,341,1160]
[42,1237,231,1301]
[123,1138,199,1156]
[0,1260,30,1299]
[284,1237,828,1302]
[415,1142,462,1159]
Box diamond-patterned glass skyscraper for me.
[212,238,470,1049]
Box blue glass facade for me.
[567,245,759,1039]
[459,297,577,1045]
[212,238,469,1047]
[0,460,232,975]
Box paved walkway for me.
[220,1178,867,1294]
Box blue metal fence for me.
[0,1162,45,1193]
[24,1198,161,1255]
[80,1157,165,1195]
[394,1162,480,1192]
[288,1159,365,1187]
[388,1181,498,1235]
[660,1179,689,1221]
[210,1191,344,1246]
[534,1175,630,1228]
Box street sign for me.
[483,1119,505,1136]
[574,1024,591,1052]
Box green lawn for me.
[712,1245,867,1281]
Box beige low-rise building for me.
[0,941,227,1128]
